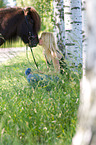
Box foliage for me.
[0,0,8,8]
[16,0,53,31]
[0,46,81,145]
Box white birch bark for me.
[82,0,87,76]
[64,0,82,66]
[72,0,96,145]
[53,0,65,54]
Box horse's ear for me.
[24,7,31,16]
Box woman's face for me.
[39,38,43,45]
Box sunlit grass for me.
[0,38,25,48]
[0,46,81,145]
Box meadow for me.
[0,46,81,145]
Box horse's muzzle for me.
[28,35,39,47]
[29,43,37,47]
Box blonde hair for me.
[40,32,62,72]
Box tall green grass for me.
[0,38,25,48]
[0,46,81,145]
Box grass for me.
[0,46,81,145]
[0,38,25,48]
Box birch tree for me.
[72,0,96,144]
[82,0,87,76]
[64,0,82,66]
[53,0,65,54]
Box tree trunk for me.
[53,0,65,54]
[82,0,87,76]
[72,0,96,145]
[64,0,82,66]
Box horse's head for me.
[19,7,41,47]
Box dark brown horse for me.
[0,7,41,47]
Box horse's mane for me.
[0,7,21,13]
[0,7,41,33]
[0,7,22,19]
[24,7,41,32]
